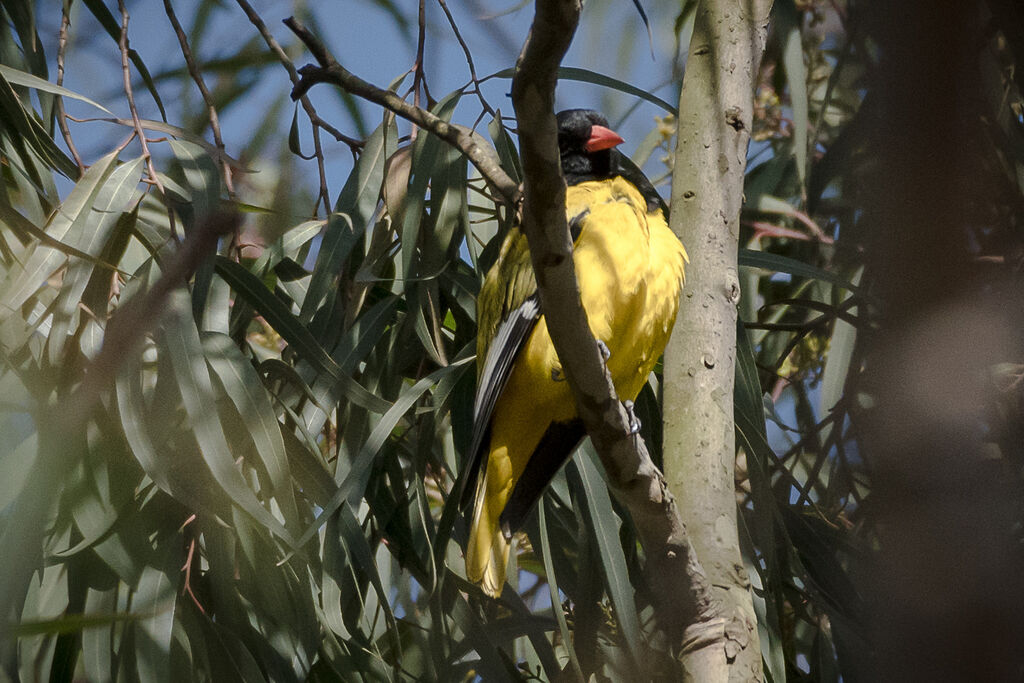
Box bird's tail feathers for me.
[466,470,510,598]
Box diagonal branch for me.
[510,0,720,650]
[283,16,520,206]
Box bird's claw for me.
[596,340,611,362]
[551,365,565,382]
[623,400,642,435]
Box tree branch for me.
[666,0,773,679]
[283,16,520,206]
[510,0,720,653]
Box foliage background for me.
[1,0,1022,681]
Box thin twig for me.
[310,121,331,215]
[56,1,85,175]
[284,16,520,205]
[234,0,362,151]
[436,0,497,118]
[234,0,360,215]
[117,0,164,196]
[412,0,428,133]
[162,0,235,197]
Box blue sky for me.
[50,0,689,199]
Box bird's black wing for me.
[498,418,586,538]
[458,295,542,510]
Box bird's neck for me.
[561,150,613,186]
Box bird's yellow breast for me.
[515,177,687,407]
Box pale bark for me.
[665,0,773,680]
[510,0,719,658]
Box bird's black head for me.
[556,109,624,184]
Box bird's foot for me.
[551,365,565,382]
[596,340,611,362]
[623,400,642,435]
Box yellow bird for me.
[461,110,688,597]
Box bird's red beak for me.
[585,125,625,152]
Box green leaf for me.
[88,117,248,170]
[400,90,462,287]
[538,503,584,682]
[336,507,400,658]
[0,203,114,265]
[301,117,395,320]
[288,104,305,157]
[168,140,221,226]
[819,268,862,421]
[0,64,114,115]
[488,113,523,184]
[450,594,516,683]
[81,587,118,683]
[133,546,180,683]
[1,150,119,315]
[0,71,78,177]
[214,256,391,414]
[202,332,300,531]
[159,289,296,546]
[570,452,643,672]
[294,366,456,548]
[48,156,144,362]
[115,333,208,511]
[735,319,766,433]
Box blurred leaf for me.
[778,0,808,187]
[819,268,862,419]
[739,248,861,293]
[0,64,113,115]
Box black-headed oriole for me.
[461,109,688,597]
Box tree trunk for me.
[664,0,772,680]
